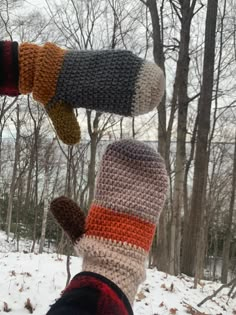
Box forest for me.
[0,0,235,289]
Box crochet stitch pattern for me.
[50,139,168,305]
[18,42,165,145]
[50,196,86,244]
[0,41,165,145]
[78,139,168,304]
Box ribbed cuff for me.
[0,41,19,96]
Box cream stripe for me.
[76,235,147,257]
[76,236,147,304]
[132,62,165,116]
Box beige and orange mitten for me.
[0,41,165,145]
[50,139,168,305]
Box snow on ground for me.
[0,232,235,314]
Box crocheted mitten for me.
[18,42,165,145]
[0,41,165,145]
[51,139,168,305]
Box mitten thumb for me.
[50,196,86,244]
[19,43,81,145]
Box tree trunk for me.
[213,232,218,280]
[39,148,51,253]
[15,175,24,252]
[30,104,42,253]
[0,97,18,178]
[170,1,196,275]
[86,111,101,210]
[146,0,169,272]
[182,0,218,276]
[221,133,236,283]
[6,104,21,240]
[24,141,36,212]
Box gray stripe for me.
[51,50,143,116]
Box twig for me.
[139,0,147,6]
[66,253,71,287]
[182,301,209,315]
[197,278,236,307]
[228,281,236,298]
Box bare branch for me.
[169,0,182,22]
[139,0,147,6]
[198,278,236,307]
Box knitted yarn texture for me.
[18,42,165,144]
[0,41,165,145]
[50,196,86,244]
[77,139,168,304]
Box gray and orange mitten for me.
[50,139,168,305]
[0,41,165,145]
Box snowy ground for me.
[0,233,235,314]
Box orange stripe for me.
[86,204,155,252]
[19,43,40,94]
[19,42,66,105]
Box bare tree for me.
[5,103,21,240]
[0,97,18,175]
[221,133,236,283]
[141,0,169,272]
[182,0,219,278]
[28,100,44,253]
[39,139,56,253]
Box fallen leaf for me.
[20,272,32,277]
[136,291,146,301]
[25,298,34,314]
[3,302,11,312]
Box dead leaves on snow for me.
[9,270,32,277]
[136,291,146,301]
[2,299,34,313]
[161,282,175,292]
[25,298,34,313]
[3,302,11,312]
[158,301,178,314]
